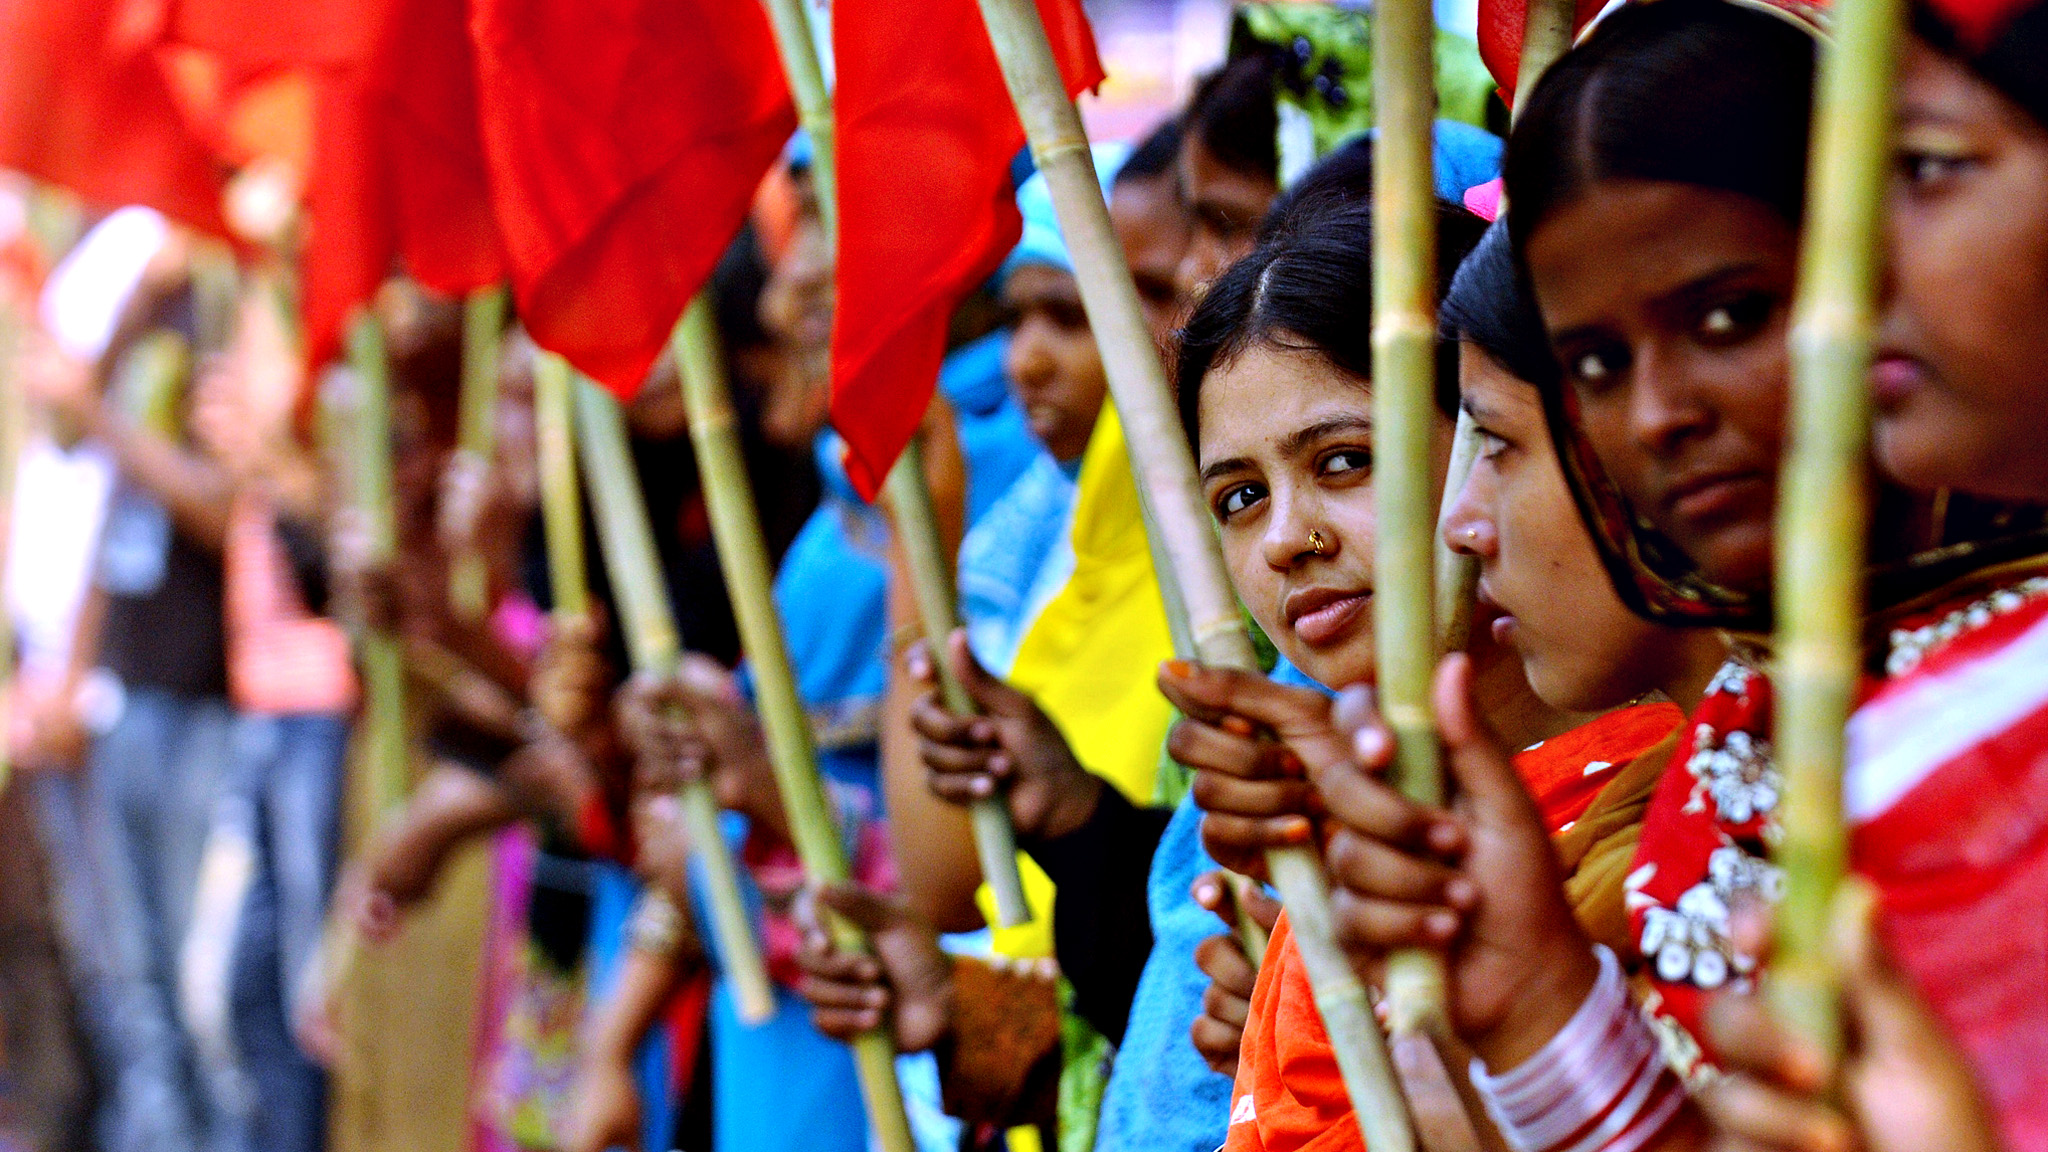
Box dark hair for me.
[1185,53,1280,183]
[1440,219,1559,392]
[1258,134,1373,244]
[1175,198,1486,446]
[1117,118,1185,185]
[712,223,772,353]
[1912,0,2048,129]
[1503,0,1817,260]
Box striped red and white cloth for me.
[223,494,357,716]
[1849,586,2048,1152]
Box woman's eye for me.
[1694,293,1773,346]
[1567,346,1626,391]
[1898,149,1977,191]
[1319,448,1373,477]
[1216,482,1266,519]
[1474,427,1510,459]
[1046,300,1091,332]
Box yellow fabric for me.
[977,405,1180,960]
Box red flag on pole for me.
[828,0,1102,499]
[0,0,227,233]
[159,0,504,367]
[471,0,795,397]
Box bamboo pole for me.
[882,447,1033,926]
[531,353,589,622]
[756,0,1035,928]
[670,295,915,1152]
[1373,0,1451,1049]
[345,312,410,817]
[1770,0,1902,1062]
[0,304,20,792]
[970,2,1411,1146]
[1510,0,1576,116]
[450,286,509,622]
[569,378,776,1025]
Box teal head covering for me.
[1001,142,1131,279]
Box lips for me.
[1871,353,1930,410]
[1284,585,1371,648]
[1662,469,1770,524]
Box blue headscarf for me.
[1000,142,1131,281]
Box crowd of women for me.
[0,0,2044,1149]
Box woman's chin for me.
[1278,638,1376,693]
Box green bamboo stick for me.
[1510,0,1577,118]
[755,0,1036,929]
[570,378,776,1026]
[450,286,509,622]
[881,446,1034,926]
[757,0,836,239]
[1770,0,1902,1062]
[345,312,410,817]
[1373,0,1451,1050]
[970,2,1411,1146]
[0,303,21,792]
[670,295,915,1152]
[531,352,590,622]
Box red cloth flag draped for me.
[830,0,1102,499]
[0,0,226,234]
[470,0,795,397]
[159,0,504,368]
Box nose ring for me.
[1464,527,1480,544]
[1307,528,1329,555]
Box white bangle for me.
[1470,945,1685,1152]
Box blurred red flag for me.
[0,0,227,233]
[830,0,1102,499]
[471,0,795,397]
[158,0,504,368]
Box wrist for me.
[1468,945,1685,1152]
[1471,932,1602,1071]
[1029,770,1102,843]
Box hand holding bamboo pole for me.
[450,286,509,622]
[569,377,776,1026]
[969,2,1413,1147]
[754,0,1036,930]
[1771,0,1902,1063]
[881,446,1035,927]
[671,294,915,1152]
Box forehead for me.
[1001,262,1079,305]
[1459,347,1544,420]
[1110,177,1192,253]
[1898,37,2043,135]
[1179,136,1277,210]
[1196,343,1367,463]
[1525,181,1797,323]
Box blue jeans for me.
[84,688,239,1152]
[223,713,346,1152]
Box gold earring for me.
[1307,528,1328,555]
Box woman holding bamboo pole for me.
[1429,0,2043,1145]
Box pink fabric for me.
[223,495,357,715]
[1464,177,1503,223]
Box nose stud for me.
[1464,527,1480,544]
[1307,528,1329,555]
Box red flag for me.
[160,0,504,368]
[0,0,227,233]
[471,0,795,397]
[830,0,1102,499]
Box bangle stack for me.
[1469,945,1686,1152]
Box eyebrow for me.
[1548,261,1774,348]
